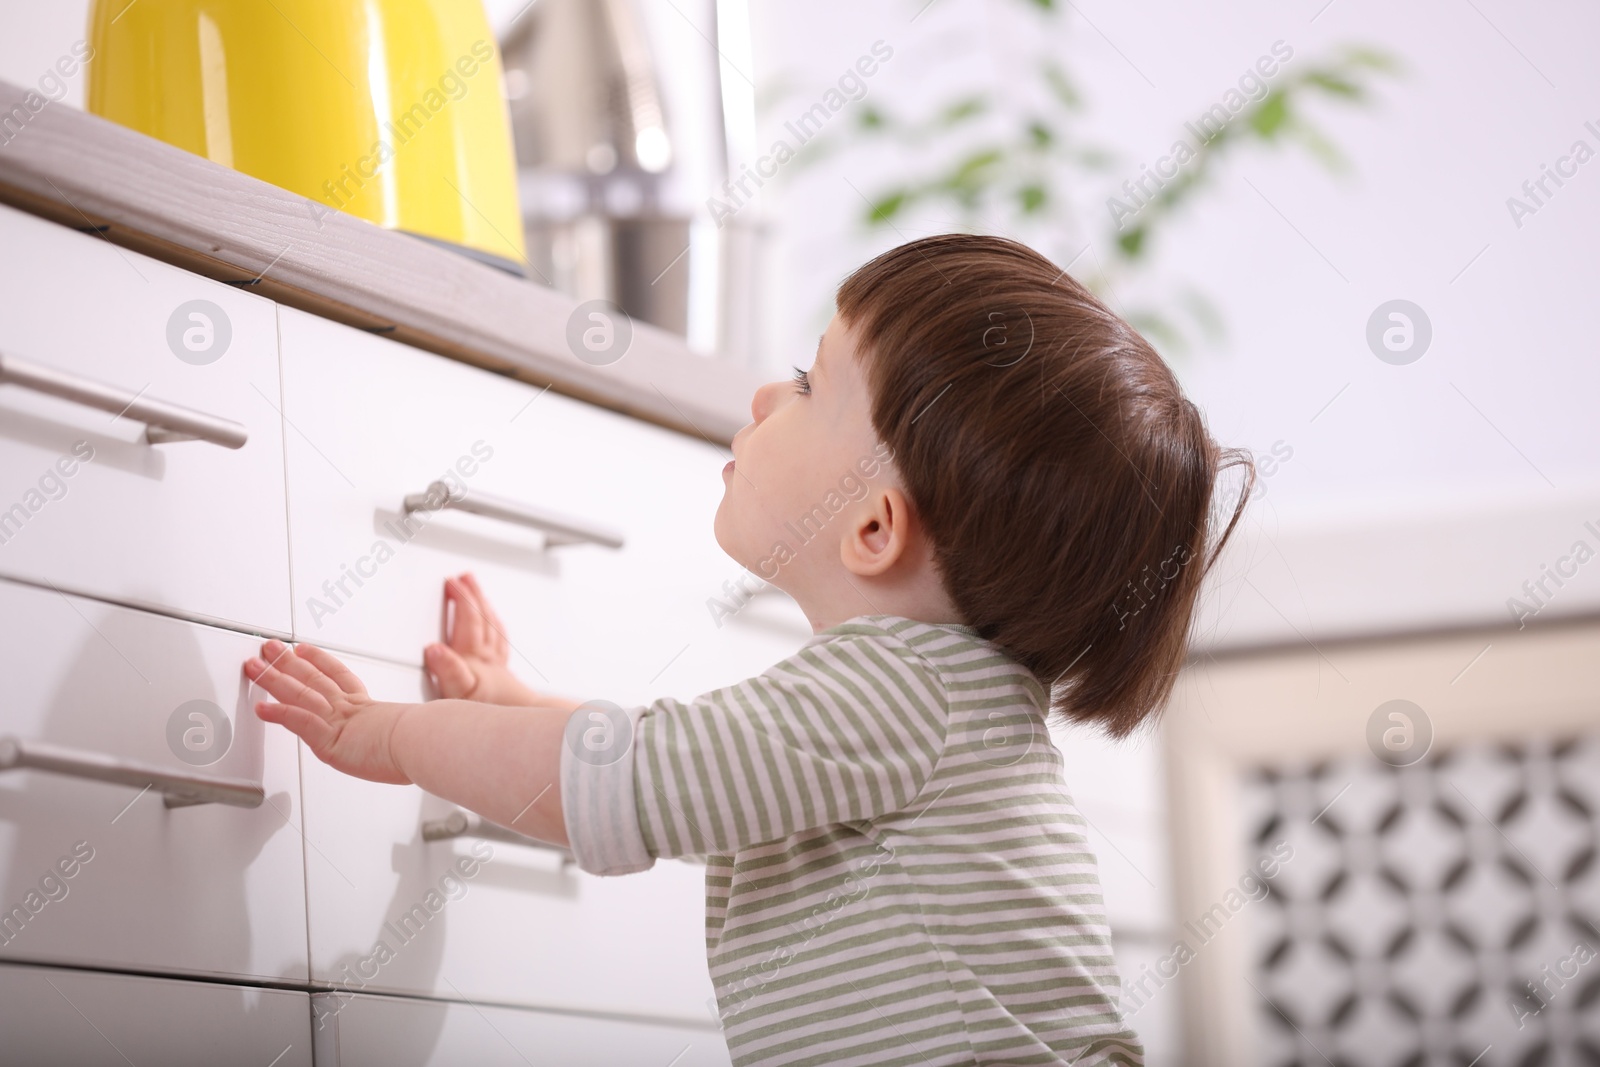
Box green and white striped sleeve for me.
[560,631,949,876]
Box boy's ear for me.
[840,486,913,578]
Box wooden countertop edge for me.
[0,79,758,445]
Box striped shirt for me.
[560,614,1143,1066]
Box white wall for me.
[0,3,91,107]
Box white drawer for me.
[0,577,306,982]
[0,961,313,1067]
[301,650,720,1024]
[0,204,291,635]
[278,305,809,704]
[311,989,731,1066]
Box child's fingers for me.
[461,572,499,628]
[254,700,337,752]
[424,642,477,699]
[447,576,488,653]
[247,641,340,709]
[244,659,326,716]
[462,573,510,657]
[295,643,367,697]
[258,638,298,675]
[263,642,346,705]
[442,577,466,647]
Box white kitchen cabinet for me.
[310,989,731,1067]
[0,961,313,1067]
[0,576,307,983]
[0,204,292,636]
[0,193,815,1048]
[276,304,808,707]
[299,649,723,1025]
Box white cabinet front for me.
[276,305,810,710]
[0,961,313,1067]
[311,988,731,1066]
[301,651,723,1025]
[0,577,307,982]
[0,204,291,635]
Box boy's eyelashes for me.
[790,366,812,396]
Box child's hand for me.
[245,639,412,785]
[424,573,541,707]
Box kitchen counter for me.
[0,78,757,445]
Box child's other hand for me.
[245,639,411,785]
[425,573,540,707]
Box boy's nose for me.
[750,379,783,424]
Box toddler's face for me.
[714,313,891,594]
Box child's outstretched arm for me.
[243,639,574,847]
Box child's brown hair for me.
[836,234,1253,738]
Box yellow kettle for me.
[86,0,527,273]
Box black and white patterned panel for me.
[1239,733,1600,1067]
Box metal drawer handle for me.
[421,809,575,866]
[0,352,249,450]
[401,481,624,550]
[0,735,264,809]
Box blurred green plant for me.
[786,6,1401,352]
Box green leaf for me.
[938,96,989,126]
[943,148,1005,191]
[1248,92,1289,139]
[1340,45,1402,73]
[1116,226,1147,258]
[1027,120,1054,149]
[1151,166,1202,212]
[1292,124,1349,171]
[865,190,909,224]
[857,105,889,130]
[1305,71,1363,99]
[1041,61,1083,109]
[1018,183,1048,213]
[1026,0,1056,10]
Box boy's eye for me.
[790,366,811,396]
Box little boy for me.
[246,234,1251,1065]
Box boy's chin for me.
[710,504,739,560]
[710,513,762,575]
